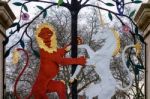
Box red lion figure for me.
[14,23,86,99]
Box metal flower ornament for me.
[4,0,145,99]
[122,24,131,33]
[21,13,30,20]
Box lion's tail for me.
[13,48,29,99]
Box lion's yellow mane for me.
[35,23,57,53]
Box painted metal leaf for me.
[137,34,146,44]
[9,30,14,35]
[129,10,136,17]
[43,10,47,18]
[17,23,20,32]
[58,0,63,6]
[10,22,18,28]
[126,59,131,68]
[33,50,40,58]
[20,39,25,49]
[108,12,113,21]
[105,3,115,6]
[4,49,11,58]
[133,1,142,3]
[3,38,9,46]
[37,6,44,10]
[136,65,144,69]
[134,67,139,75]
[135,26,138,34]
[23,5,28,12]
[13,2,23,6]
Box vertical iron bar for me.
[71,12,78,99]
[70,1,80,98]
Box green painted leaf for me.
[129,10,136,17]
[4,49,11,58]
[137,34,146,44]
[37,6,44,10]
[9,30,14,35]
[23,5,28,12]
[20,39,25,49]
[135,26,138,34]
[33,50,40,58]
[126,59,131,68]
[133,1,142,3]
[108,12,113,21]
[134,67,139,75]
[105,3,114,6]
[13,2,23,6]
[17,23,20,32]
[136,65,144,69]
[43,10,47,18]
[10,22,18,28]
[58,0,63,6]
[3,38,9,46]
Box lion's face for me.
[38,28,53,48]
[35,23,57,53]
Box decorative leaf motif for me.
[13,2,23,6]
[23,5,28,12]
[133,1,142,3]
[58,0,63,6]
[10,22,18,28]
[9,30,14,35]
[137,34,146,44]
[134,67,139,75]
[136,65,144,69]
[33,50,40,58]
[43,10,47,18]
[37,6,47,18]
[4,49,11,58]
[17,23,20,32]
[105,3,115,6]
[20,39,25,49]
[135,26,138,34]
[3,38,9,46]
[126,59,131,68]
[129,10,136,17]
[37,6,44,10]
[108,12,113,21]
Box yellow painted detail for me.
[12,49,20,64]
[35,23,57,53]
[134,42,142,56]
[111,28,121,56]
